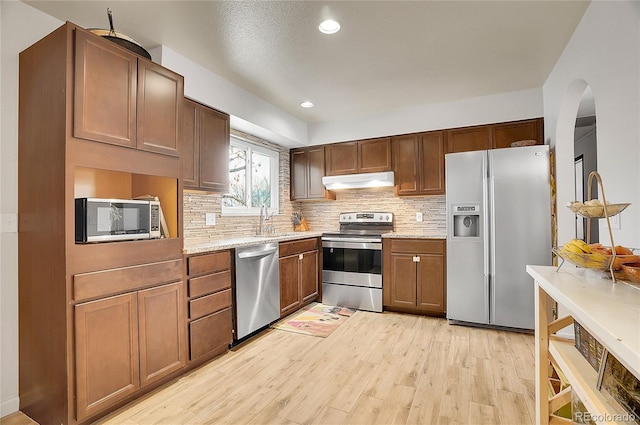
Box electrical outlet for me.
[609,213,620,230]
[416,212,423,222]
[205,213,216,226]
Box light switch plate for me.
[205,213,216,226]
[416,212,423,222]
[1,213,17,233]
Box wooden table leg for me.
[535,282,550,424]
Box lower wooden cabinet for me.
[74,280,185,422]
[279,238,320,317]
[189,308,233,361]
[383,239,446,316]
[185,251,233,363]
[138,282,187,387]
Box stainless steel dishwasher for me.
[235,242,280,340]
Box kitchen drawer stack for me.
[186,251,234,363]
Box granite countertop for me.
[184,231,324,254]
[382,231,446,240]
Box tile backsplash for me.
[295,189,446,235]
[183,131,446,243]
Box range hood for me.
[322,171,395,190]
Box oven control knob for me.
[385,215,390,221]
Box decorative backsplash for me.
[295,189,446,235]
[183,130,447,243]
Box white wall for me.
[153,46,309,148]
[308,88,544,145]
[0,1,63,416]
[544,0,640,248]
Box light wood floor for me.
[91,311,535,425]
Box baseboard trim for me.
[0,396,20,419]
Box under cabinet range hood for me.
[322,171,394,190]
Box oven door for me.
[322,238,382,288]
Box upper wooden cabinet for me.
[446,125,491,154]
[393,131,445,196]
[74,27,183,157]
[290,146,335,201]
[325,137,392,176]
[325,141,358,175]
[358,137,392,173]
[446,118,544,153]
[182,98,230,192]
[491,118,544,149]
[136,59,183,156]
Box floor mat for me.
[271,302,356,337]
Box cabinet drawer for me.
[187,251,231,276]
[388,239,445,254]
[188,270,231,298]
[73,259,183,301]
[189,308,233,361]
[189,289,231,320]
[279,238,318,257]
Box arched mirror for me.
[573,85,598,242]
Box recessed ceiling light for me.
[300,101,315,108]
[318,19,340,34]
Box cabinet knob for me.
[299,254,304,260]
[413,256,420,262]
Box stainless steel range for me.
[322,212,394,313]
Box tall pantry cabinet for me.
[18,22,186,425]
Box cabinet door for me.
[182,98,199,188]
[384,253,417,309]
[358,137,392,173]
[446,126,491,153]
[416,254,445,314]
[300,251,319,303]
[307,146,328,199]
[392,134,420,196]
[325,142,358,176]
[419,131,446,195]
[75,293,139,422]
[290,149,308,200]
[137,58,183,157]
[189,308,233,362]
[491,118,543,149]
[74,29,137,148]
[279,255,301,317]
[199,107,230,192]
[138,281,186,388]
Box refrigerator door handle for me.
[483,154,491,324]
[488,160,497,324]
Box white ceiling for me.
[23,0,590,124]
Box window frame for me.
[221,135,279,217]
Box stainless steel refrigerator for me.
[445,145,551,330]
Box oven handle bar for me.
[322,239,382,250]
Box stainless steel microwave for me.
[75,198,161,243]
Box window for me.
[222,136,279,216]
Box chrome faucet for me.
[257,204,274,235]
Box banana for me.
[571,239,592,254]
[563,242,584,254]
